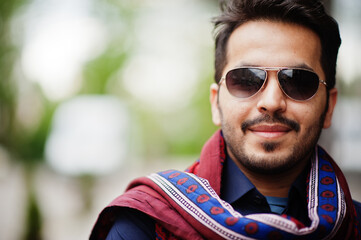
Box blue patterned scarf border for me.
[148,146,346,240]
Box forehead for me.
[225,20,323,77]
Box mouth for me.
[248,124,292,139]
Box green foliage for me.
[0,0,28,20]
[12,100,56,162]
[0,0,30,155]
[81,44,130,94]
[129,70,218,158]
[0,20,16,149]
[23,181,42,240]
[1,0,219,163]
[165,73,219,156]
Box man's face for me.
[210,20,337,174]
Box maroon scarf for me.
[90,130,360,239]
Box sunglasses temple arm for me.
[320,79,327,87]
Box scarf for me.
[90,130,360,239]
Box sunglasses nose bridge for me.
[256,80,287,114]
[262,69,282,91]
[263,68,294,98]
[258,69,288,102]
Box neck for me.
[234,158,309,198]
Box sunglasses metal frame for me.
[218,67,327,101]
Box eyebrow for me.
[235,62,315,71]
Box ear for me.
[323,88,337,129]
[210,83,222,126]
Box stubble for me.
[220,110,326,175]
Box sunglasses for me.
[219,67,327,101]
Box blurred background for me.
[0,0,360,239]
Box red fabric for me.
[90,130,223,240]
[322,148,361,240]
[90,130,360,239]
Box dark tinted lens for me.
[225,68,266,98]
[278,69,319,100]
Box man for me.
[91,0,361,239]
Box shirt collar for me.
[221,154,309,205]
[221,155,256,203]
[288,161,309,202]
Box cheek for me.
[293,103,324,130]
[219,99,251,124]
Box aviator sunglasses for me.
[219,67,327,101]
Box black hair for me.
[213,0,341,89]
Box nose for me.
[256,72,287,114]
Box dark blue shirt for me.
[106,157,361,239]
[220,156,311,225]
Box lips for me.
[248,124,292,138]
[249,124,291,132]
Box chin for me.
[242,157,298,175]
[239,148,301,175]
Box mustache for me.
[241,114,300,133]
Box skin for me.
[210,20,337,197]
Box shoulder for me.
[353,200,361,212]
[353,200,361,224]
[105,207,155,240]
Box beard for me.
[220,110,326,175]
